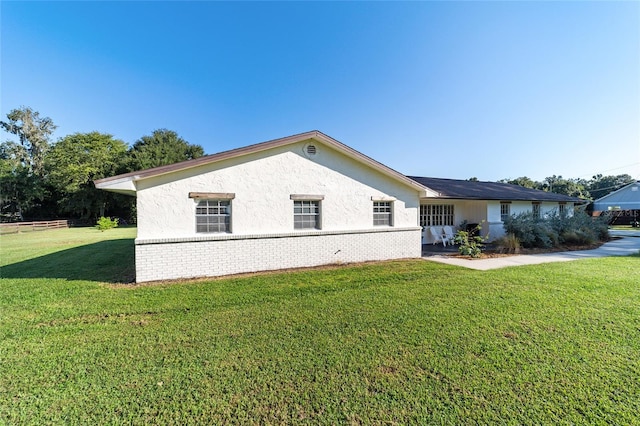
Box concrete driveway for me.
[423,230,640,271]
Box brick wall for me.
[135,227,421,282]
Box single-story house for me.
[95,131,582,282]
[592,181,640,225]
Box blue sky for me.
[2,1,638,182]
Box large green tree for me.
[0,107,56,176]
[0,107,57,219]
[587,174,635,200]
[46,132,130,219]
[542,175,589,199]
[500,174,636,200]
[128,129,204,170]
[498,176,542,189]
[0,144,46,219]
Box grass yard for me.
[1,228,639,424]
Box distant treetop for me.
[128,129,205,171]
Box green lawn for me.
[1,228,639,424]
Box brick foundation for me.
[135,227,421,282]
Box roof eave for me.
[419,196,586,202]
[94,176,137,196]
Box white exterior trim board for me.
[136,226,421,245]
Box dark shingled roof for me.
[407,176,584,203]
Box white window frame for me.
[532,202,541,219]
[420,204,454,227]
[373,201,393,226]
[559,203,567,215]
[291,194,323,230]
[500,202,511,222]
[195,199,232,233]
[190,192,235,234]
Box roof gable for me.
[95,131,432,196]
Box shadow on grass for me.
[0,239,135,283]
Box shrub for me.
[495,233,521,254]
[454,223,486,258]
[560,230,595,246]
[555,209,608,245]
[503,212,553,248]
[504,209,608,249]
[96,216,119,231]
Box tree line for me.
[495,175,635,202]
[1,106,635,223]
[1,107,204,222]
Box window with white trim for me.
[293,200,320,229]
[558,203,566,215]
[532,202,541,219]
[196,199,231,233]
[500,202,511,222]
[373,201,393,226]
[420,204,454,227]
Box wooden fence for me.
[0,220,71,235]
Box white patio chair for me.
[429,226,447,246]
[443,226,456,245]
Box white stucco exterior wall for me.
[132,141,423,282]
[135,142,419,241]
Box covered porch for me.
[419,200,500,245]
[419,199,576,245]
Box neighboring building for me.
[95,131,582,282]
[592,181,640,225]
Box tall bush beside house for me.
[503,212,553,248]
[551,209,608,245]
[504,210,608,249]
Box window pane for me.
[532,203,541,218]
[196,199,231,233]
[420,204,454,227]
[373,201,392,226]
[500,203,510,221]
[294,200,319,229]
